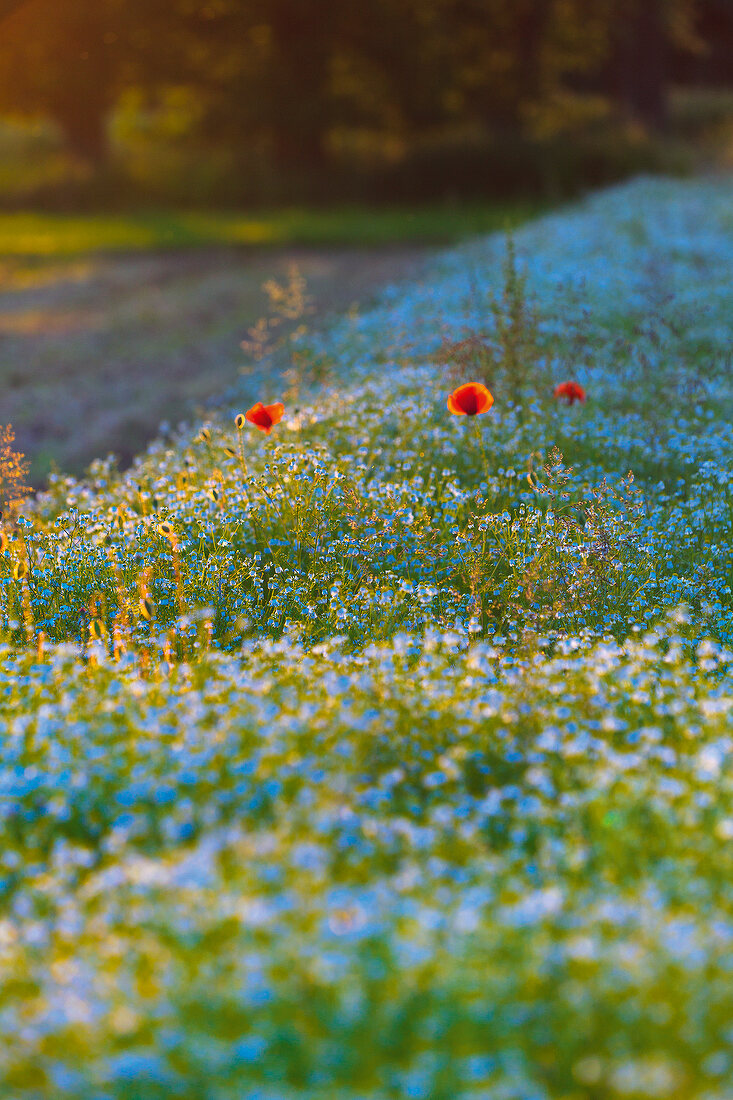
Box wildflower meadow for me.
[2,175,733,1098]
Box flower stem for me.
[475,418,490,484]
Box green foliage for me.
[455,451,651,638]
[442,235,549,404]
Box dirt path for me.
[0,245,432,481]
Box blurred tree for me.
[0,0,723,190]
[0,0,621,166]
[0,0,189,165]
[674,0,733,84]
[120,0,344,172]
[0,0,28,18]
[0,0,120,163]
[372,0,612,136]
[602,0,704,130]
[606,0,669,129]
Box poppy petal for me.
[245,402,274,433]
[475,387,494,413]
[554,381,586,405]
[448,382,494,417]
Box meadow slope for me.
[2,176,733,1098]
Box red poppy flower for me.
[447,382,494,417]
[554,381,586,406]
[245,401,285,434]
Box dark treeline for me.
[0,0,732,205]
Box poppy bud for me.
[89,619,106,640]
[158,521,174,539]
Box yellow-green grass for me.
[0,202,540,256]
